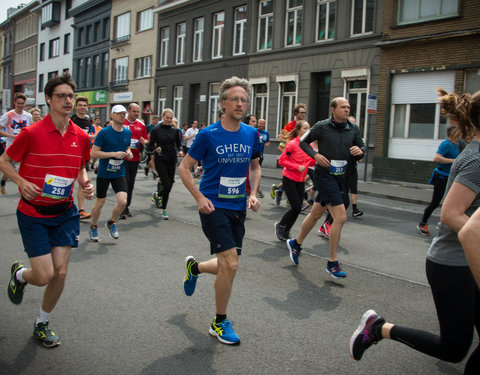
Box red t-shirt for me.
[123,118,148,162]
[7,114,91,218]
[283,120,297,133]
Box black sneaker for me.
[274,222,287,241]
[33,321,61,348]
[119,209,127,220]
[144,167,149,176]
[349,310,385,361]
[126,207,132,217]
[274,189,283,206]
[352,208,363,217]
[8,262,26,305]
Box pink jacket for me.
[279,137,315,182]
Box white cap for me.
[111,104,127,114]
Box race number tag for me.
[107,159,124,172]
[130,138,139,149]
[330,160,348,175]
[218,177,246,199]
[41,174,74,199]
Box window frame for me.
[233,5,247,56]
[137,8,154,32]
[316,0,336,42]
[113,56,128,85]
[397,0,458,25]
[48,37,60,58]
[114,12,131,42]
[173,85,183,125]
[212,11,225,59]
[135,56,152,79]
[257,0,273,51]
[208,82,221,125]
[157,87,167,115]
[193,17,204,62]
[350,0,374,36]
[176,22,186,65]
[285,0,303,47]
[160,27,169,67]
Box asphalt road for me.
[0,169,474,375]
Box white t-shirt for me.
[0,110,33,148]
[185,127,199,148]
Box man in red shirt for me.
[121,103,148,218]
[0,72,94,348]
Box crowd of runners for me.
[1,73,479,374]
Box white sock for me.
[36,309,51,325]
[16,268,26,284]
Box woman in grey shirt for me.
[349,88,480,374]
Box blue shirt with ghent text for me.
[188,121,260,211]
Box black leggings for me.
[279,176,304,233]
[421,174,448,224]
[390,259,480,374]
[124,160,139,208]
[154,158,176,210]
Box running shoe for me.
[119,209,127,220]
[301,201,310,211]
[349,310,385,361]
[161,210,169,220]
[257,190,264,198]
[183,256,199,296]
[209,318,240,345]
[79,210,91,220]
[274,189,283,206]
[286,239,301,265]
[274,222,287,241]
[89,226,99,242]
[152,192,162,209]
[417,223,431,236]
[318,222,330,239]
[270,184,276,199]
[326,260,346,278]
[1,185,6,195]
[125,207,132,217]
[106,221,119,239]
[7,262,26,305]
[33,321,61,348]
[352,208,364,218]
[144,166,149,176]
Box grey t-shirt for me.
[427,140,480,266]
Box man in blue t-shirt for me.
[89,105,132,242]
[179,76,261,346]
[418,124,461,236]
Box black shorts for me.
[96,177,128,199]
[314,167,345,207]
[199,208,246,255]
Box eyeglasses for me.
[52,93,77,101]
[227,96,248,104]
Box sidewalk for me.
[261,166,433,205]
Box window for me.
[398,0,457,24]
[135,56,151,78]
[49,38,60,58]
[253,83,268,123]
[193,18,204,62]
[285,0,303,46]
[102,18,110,40]
[389,71,454,160]
[173,86,183,125]
[48,71,58,80]
[160,27,169,67]
[38,74,44,92]
[93,55,100,85]
[346,79,368,137]
[212,12,224,59]
[85,57,92,88]
[39,43,45,61]
[94,22,100,42]
[64,33,70,54]
[114,13,130,42]
[208,83,221,125]
[113,57,128,85]
[137,8,153,32]
[258,0,273,51]
[102,52,109,86]
[316,0,336,41]
[77,28,84,47]
[86,25,92,45]
[77,59,84,87]
[157,87,166,115]
[279,81,297,135]
[233,6,247,55]
[351,0,374,35]
[176,22,186,65]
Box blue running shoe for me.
[106,221,119,239]
[183,256,198,296]
[33,321,61,348]
[209,318,240,345]
[89,226,99,242]
[349,310,385,361]
[326,260,346,278]
[8,262,26,305]
[287,239,301,265]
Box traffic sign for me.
[142,104,153,115]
